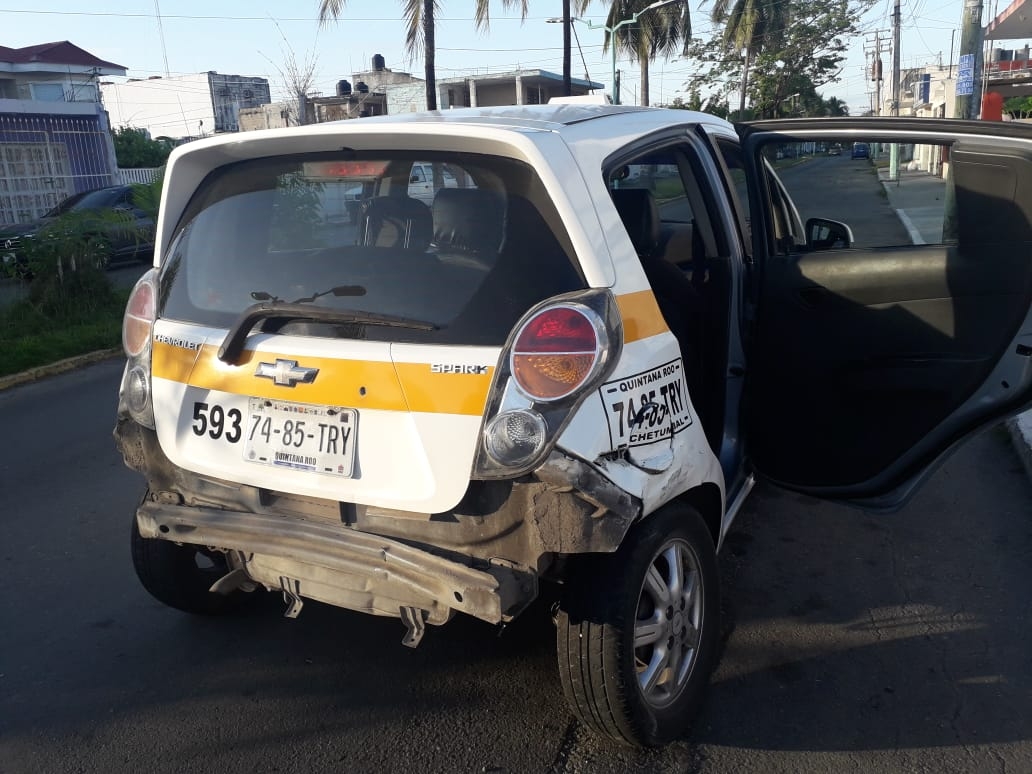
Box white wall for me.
[101,74,215,139]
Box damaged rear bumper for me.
[136,500,534,626]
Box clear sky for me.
[1,0,1021,116]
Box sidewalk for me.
[878,166,1032,481]
[878,167,947,244]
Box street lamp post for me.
[548,0,684,105]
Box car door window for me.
[763,138,954,253]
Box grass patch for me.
[0,277,128,377]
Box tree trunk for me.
[738,49,751,118]
[640,58,650,107]
[562,0,572,96]
[424,0,437,110]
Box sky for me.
[1,0,1022,116]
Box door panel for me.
[750,244,1029,487]
[739,120,1032,503]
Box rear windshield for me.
[158,151,585,345]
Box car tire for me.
[130,512,254,615]
[555,502,720,747]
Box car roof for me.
[177,104,735,153]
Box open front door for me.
[739,119,1032,508]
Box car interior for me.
[608,150,734,456]
[608,133,1032,499]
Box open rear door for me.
[738,118,1032,508]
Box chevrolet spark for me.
[115,105,1032,746]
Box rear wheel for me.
[131,515,253,615]
[555,503,720,746]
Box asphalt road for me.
[775,154,912,248]
[2,359,1031,774]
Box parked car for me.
[0,185,154,276]
[851,141,871,159]
[829,143,842,155]
[114,107,1032,747]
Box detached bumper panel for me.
[136,501,526,625]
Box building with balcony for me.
[0,41,126,226]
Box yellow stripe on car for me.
[152,341,494,416]
[616,290,670,343]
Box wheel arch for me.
[669,482,723,548]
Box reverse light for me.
[123,273,156,357]
[124,365,150,414]
[511,305,606,402]
[484,409,547,466]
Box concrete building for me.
[386,69,603,115]
[0,41,125,225]
[239,57,604,132]
[101,71,271,139]
[239,101,295,132]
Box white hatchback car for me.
[115,105,1032,746]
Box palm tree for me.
[319,0,527,112]
[604,0,691,107]
[708,0,788,117]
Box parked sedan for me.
[0,185,155,276]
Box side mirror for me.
[806,217,854,250]
[410,175,420,184]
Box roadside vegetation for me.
[0,174,162,378]
[0,280,129,378]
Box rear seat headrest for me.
[611,188,660,257]
[361,196,432,251]
[432,188,506,255]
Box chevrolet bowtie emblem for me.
[254,359,319,387]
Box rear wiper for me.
[251,285,366,304]
[217,301,437,364]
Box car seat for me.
[431,188,506,265]
[360,196,433,251]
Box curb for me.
[0,348,122,392]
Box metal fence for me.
[0,113,115,226]
[117,167,161,186]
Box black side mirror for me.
[806,217,854,250]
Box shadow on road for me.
[693,428,1032,754]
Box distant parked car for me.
[829,144,842,156]
[0,185,155,276]
[851,142,870,159]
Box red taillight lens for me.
[123,278,155,357]
[512,306,601,401]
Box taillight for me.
[511,305,604,401]
[473,292,621,479]
[119,269,159,429]
[123,274,156,357]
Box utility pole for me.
[865,31,886,116]
[889,0,902,182]
[955,0,985,118]
[562,0,572,96]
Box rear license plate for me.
[243,398,358,477]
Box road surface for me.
[1,361,1031,774]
